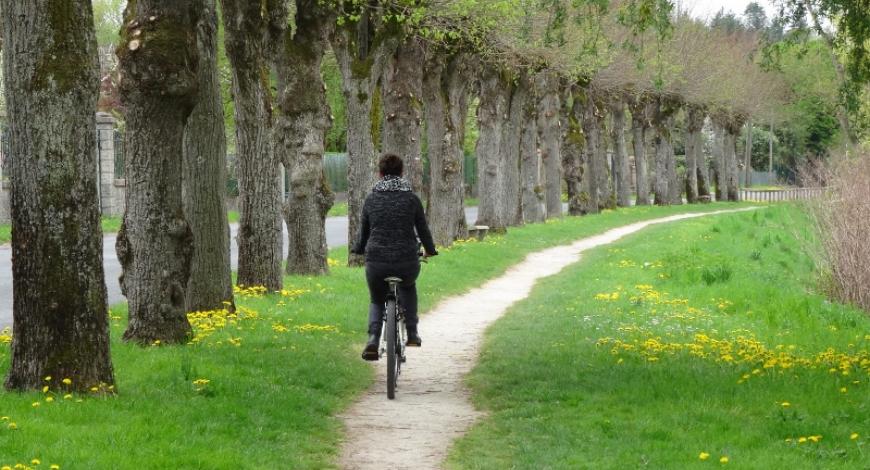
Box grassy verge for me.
[327,202,348,217]
[1,203,754,468]
[447,205,870,469]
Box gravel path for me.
[337,208,757,470]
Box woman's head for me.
[378,153,404,177]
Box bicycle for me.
[381,276,406,399]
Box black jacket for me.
[351,176,438,263]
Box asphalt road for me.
[0,206,483,329]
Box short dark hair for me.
[379,153,404,176]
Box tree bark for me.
[609,99,631,207]
[116,1,200,344]
[684,106,705,203]
[628,98,651,205]
[743,119,753,186]
[724,118,743,201]
[274,2,334,276]
[331,22,394,265]
[519,75,545,223]
[535,72,563,218]
[696,125,711,199]
[221,0,283,290]
[423,52,471,246]
[580,95,602,214]
[651,99,676,206]
[712,119,726,201]
[475,65,520,231]
[382,38,424,195]
[183,0,234,312]
[2,0,114,391]
[561,86,585,216]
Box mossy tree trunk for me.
[183,0,234,312]
[382,38,424,195]
[684,105,705,203]
[628,98,651,206]
[519,74,545,223]
[711,116,726,201]
[724,117,743,201]
[475,65,520,231]
[423,51,471,246]
[2,0,114,391]
[116,0,201,344]
[609,98,631,207]
[535,71,563,218]
[561,85,585,216]
[580,94,602,214]
[274,1,334,276]
[220,0,283,291]
[331,20,394,266]
[651,98,678,206]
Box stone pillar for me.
[96,112,115,215]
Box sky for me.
[680,0,776,20]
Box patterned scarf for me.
[374,175,412,192]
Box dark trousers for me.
[365,260,421,336]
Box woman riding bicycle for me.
[350,153,438,361]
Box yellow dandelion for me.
[699,452,710,460]
[840,387,848,393]
[781,402,791,407]
[62,378,71,385]
[808,435,822,443]
[63,394,72,400]
[43,376,51,382]
[45,396,54,403]
[850,433,859,440]
[798,437,807,443]
[50,466,60,470]
[31,401,40,407]
[7,422,17,430]
[42,385,49,393]
[1,466,10,470]
[90,387,99,393]
[719,456,729,464]
[31,460,40,465]
[0,416,8,421]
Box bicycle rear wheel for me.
[386,298,398,399]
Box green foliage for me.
[92,0,125,46]
[323,52,346,152]
[448,205,870,468]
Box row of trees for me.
[1,0,867,391]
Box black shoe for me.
[361,334,379,361]
[406,330,422,347]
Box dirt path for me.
[337,208,757,470]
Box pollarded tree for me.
[609,97,632,207]
[561,85,586,215]
[519,72,546,223]
[115,0,201,344]
[382,37,425,194]
[183,0,235,312]
[2,0,114,391]
[475,63,523,231]
[423,48,474,246]
[220,0,284,291]
[683,104,705,203]
[650,96,679,206]
[535,70,563,218]
[579,92,603,214]
[627,95,652,205]
[330,4,396,266]
[273,1,336,275]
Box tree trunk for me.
[423,52,471,246]
[629,99,651,205]
[331,24,394,266]
[580,95,601,214]
[610,99,631,207]
[475,65,520,231]
[696,124,711,198]
[183,0,234,312]
[519,75,545,223]
[724,118,743,201]
[115,1,200,344]
[684,106,705,203]
[2,0,114,391]
[274,3,334,276]
[535,72,562,218]
[221,0,283,290]
[743,119,753,186]
[561,86,585,216]
[382,38,424,195]
[667,121,682,205]
[712,119,726,201]
[651,99,676,206]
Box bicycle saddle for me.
[384,277,403,283]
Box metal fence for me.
[739,187,823,202]
[113,130,125,179]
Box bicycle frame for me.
[381,277,406,399]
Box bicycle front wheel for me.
[386,298,398,399]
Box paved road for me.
[0,207,483,329]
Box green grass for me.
[0,225,8,245]
[0,202,756,468]
[447,205,870,469]
[327,202,348,217]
